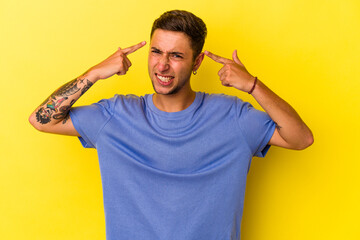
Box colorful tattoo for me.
[35,78,93,125]
[36,97,69,124]
[35,79,86,124]
[35,107,52,124]
[53,99,75,120]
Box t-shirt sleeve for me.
[236,98,276,157]
[69,98,115,148]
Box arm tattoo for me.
[35,78,92,125]
[80,79,93,96]
[54,79,80,97]
[36,97,69,124]
[53,99,75,120]
[62,113,71,124]
[35,106,52,124]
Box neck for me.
[153,89,196,112]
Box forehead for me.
[150,29,193,53]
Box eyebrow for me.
[151,47,185,56]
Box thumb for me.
[232,50,244,66]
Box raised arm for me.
[204,50,314,150]
[29,41,146,135]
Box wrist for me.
[247,76,258,94]
[78,69,99,83]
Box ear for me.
[193,52,205,71]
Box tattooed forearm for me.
[52,99,75,119]
[54,79,80,97]
[80,79,93,96]
[35,78,93,125]
[38,79,78,106]
[35,96,69,124]
[62,113,70,124]
[35,107,52,124]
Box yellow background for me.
[1,0,359,239]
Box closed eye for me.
[150,47,184,59]
[151,49,161,54]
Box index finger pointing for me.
[123,41,147,55]
[204,50,232,64]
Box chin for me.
[151,80,177,95]
[153,86,179,95]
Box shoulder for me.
[98,94,144,106]
[200,92,258,118]
[201,92,244,107]
[112,94,144,104]
[103,94,144,112]
[82,94,144,115]
[196,93,243,118]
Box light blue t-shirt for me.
[70,92,275,240]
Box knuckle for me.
[116,54,123,60]
[119,69,127,75]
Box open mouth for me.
[156,73,174,86]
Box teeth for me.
[157,74,173,83]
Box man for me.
[29,10,313,240]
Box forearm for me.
[29,72,97,130]
[29,42,146,134]
[251,79,313,149]
[204,50,313,149]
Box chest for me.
[96,109,252,174]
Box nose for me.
[157,55,170,72]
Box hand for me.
[204,50,255,92]
[87,41,147,81]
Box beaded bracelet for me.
[248,77,258,94]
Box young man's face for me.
[148,29,202,96]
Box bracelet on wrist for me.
[248,76,258,94]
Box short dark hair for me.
[151,10,207,60]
